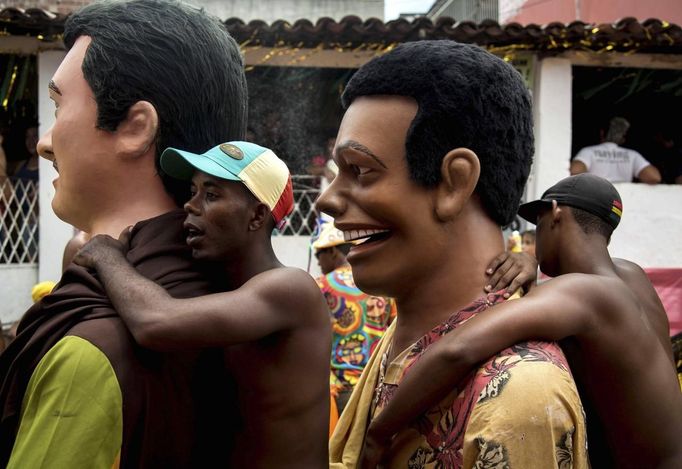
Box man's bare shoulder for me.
[244,267,328,325]
[533,272,638,327]
[535,272,630,302]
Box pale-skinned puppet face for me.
[37,36,121,230]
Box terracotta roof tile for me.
[1,8,680,53]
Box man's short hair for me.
[569,207,614,241]
[341,40,534,226]
[64,0,248,205]
[605,117,630,145]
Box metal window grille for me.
[0,178,39,264]
[276,175,323,236]
[0,174,321,266]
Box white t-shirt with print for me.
[573,142,652,183]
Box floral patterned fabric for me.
[371,292,589,469]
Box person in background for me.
[9,124,40,262]
[521,229,536,258]
[0,133,7,186]
[0,1,248,467]
[313,221,397,418]
[308,136,339,190]
[0,133,9,258]
[646,128,682,185]
[11,125,39,184]
[0,281,57,353]
[571,116,661,184]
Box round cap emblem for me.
[219,143,244,160]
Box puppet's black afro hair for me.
[342,40,534,226]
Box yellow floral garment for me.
[330,292,589,469]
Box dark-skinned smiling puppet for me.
[320,40,589,468]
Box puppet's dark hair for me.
[342,40,533,225]
[65,0,247,206]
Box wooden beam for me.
[558,50,682,70]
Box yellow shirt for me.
[330,293,589,468]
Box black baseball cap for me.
[518,174,623,229]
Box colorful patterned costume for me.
[316,265,396,392]
[330,292,588,469]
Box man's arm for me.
[62,231,90,272]
[636,164,662,184]
[74,234,325,351]
[360,275,597,468]
[0,136,11,212]
[570,159,588,175]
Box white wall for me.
[197,0,384,23]
[531,56,682,268]
[527,57,573,201]
[272,235,322,278]
[38,50,75,284]
[608,183,682,267]
[0,265,37,323]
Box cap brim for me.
[517,199,551,225]
[160,148,241,182]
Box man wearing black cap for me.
[361,173,682,469]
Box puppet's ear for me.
[114,101,158,160]
[434,148,480,222]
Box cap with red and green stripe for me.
[518,173,623,229]
[161,141,294,230]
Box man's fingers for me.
[501,269,525,298]
[490,263,519,292]
[485,258,513,292]
[118,226,133,247]
[485,252,509,275]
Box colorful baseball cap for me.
[518,173,623,229]
[161,141,294,230]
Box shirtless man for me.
[361,174,682,469]
[74,141,330,468]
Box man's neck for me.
[391,209,505,355]
[88,190,178,237]
[220,240,282,290]
[557,230,615,277]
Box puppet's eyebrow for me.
[336,140,387,169]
